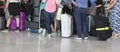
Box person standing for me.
[44,0,58,37]
[5,0,20,30]
[106,0,120,38]
[73,0,88,40]
[0,0,5,16]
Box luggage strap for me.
[96,27,110,31]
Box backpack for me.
[94,15,112,40]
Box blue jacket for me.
[75,0,88,8]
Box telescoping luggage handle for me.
[88,15,91,32]
[38,0,44,33]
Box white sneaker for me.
[15,30,19,32]
[41,29,46,36]
[2,29,9,32]
[48,34,52,37]
[51,32,56,36]
[84,37,88,40]
[76,37,82,40]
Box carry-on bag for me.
[0,16,6,30]
[19,12,26,31]
[61,13,73,37]
[88,15,112,40]
[94,15,112,40]
[28,0,44,33]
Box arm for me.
[107,0,117,9]
[24,0,27,4]
[42,0,46,2]
[56,0,59,5]
[19,0,21,2]
[96,0,102,8]
[72,0,76,6]
[5,0,9,8]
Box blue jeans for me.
[74,7,88,38]
[44,11,55,34]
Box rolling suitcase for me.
[10,18,17,30]
[0,16,6,30]
[87,15,96,37]
[0,2,6,30]
[61,13,73,37]
[28,0,43,33]
[19,12,26,31]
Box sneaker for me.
[15,30,19,32]
[41,29,46,36]
[28,18,31,21]
[48,34,52,37]
[76,37,82,40]
[112,34,119,39]
[2,29,9,32]
[51,32,56,36]
[84,37,88,40]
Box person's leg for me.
[49,12,55,33]
[81,8,88,38]
[15,15,20,28]
[6,15,13,28]
[44,11,51,34]
[74,8,82,38]
[51,23,55,32]
[51,16,56,32]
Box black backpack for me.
[94,15,112,40]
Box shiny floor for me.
[0,31,120,52]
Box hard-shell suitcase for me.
[0,16,6,30]
[61,13,73,37]
[28,0,44,33]
[19,12,26,31]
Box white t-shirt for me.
[10,0,19,3]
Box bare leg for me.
[15,15,20,27]
[50,16,56,32]
[51,24,54,32]
[6,15,13,27]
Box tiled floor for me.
[0,31,120,52]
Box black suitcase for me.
[95,15,112,40]
[0,16,6,30]
[27,21,39,33]
[27,0,45,33]
[87,15,96,37]
[88,15,112,40]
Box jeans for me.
[74,7,88,37]
[44,11,55,34]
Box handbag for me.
[56,7,62,20]
[87,7,96,16]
